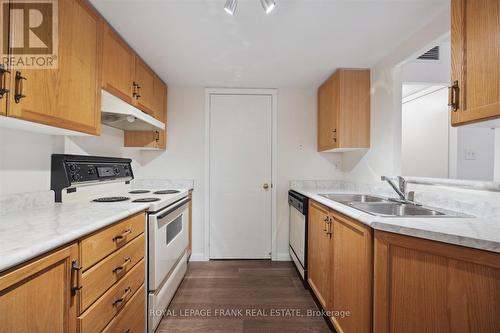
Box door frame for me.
[204,88,278,261]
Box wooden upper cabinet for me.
[374,231,500,333]
[101,23,135,104]
[317,69,370,152]
[451,0,500,126]
[134,58,155,115]
[153,75,167,120]
[7,0,102,135]
[0,243,79,333]
[307,200,331,309]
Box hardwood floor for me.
[156,260,332,333]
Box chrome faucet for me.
[381,176,416,203]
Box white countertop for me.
[294,189,500,254]
[0,200,149,273]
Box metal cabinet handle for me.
[326,217,333,237]
[154,131,160,142]
[71,260,82,296]
[112,286,131,306]
[332,128,337,143]
[14,71,26,103]
[0,66,10,99]
[112,228,132,241]
[112,257,132,273]
[448,80,459,112]
[132,81,141,99]
[323,217,328,232]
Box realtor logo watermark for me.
[1,0,58,69]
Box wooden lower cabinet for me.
[330,212,372,333]
[374,230,500,333]
[0,243,79,333]
[308,200,372,333]
[308,200,332,309]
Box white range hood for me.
[101,90,165,131]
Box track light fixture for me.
[224,0,237,15]
[260,0,276,14]
[224,0,277,15]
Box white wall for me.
[342,9,450,182]
[457,128,495,181]
[495,129,500,182]
[401,41,451,85]
[401,87,449,178]
[0,127,64,194]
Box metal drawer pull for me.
[14,71,26,103]
[323,217,328,232]
[113,257,132,273]
[71,260,82,296]
[124,330,131,333]
[448,80,459,112]
[0,66,9,99]
[113,228,132,241]
[326,217,333,236]
[112,286,131,306]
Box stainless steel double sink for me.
[319,194,470,218]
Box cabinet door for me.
[7,0,102,135]
[329,213,372,333]
[317,74,339,151]
[374,231,500,333]
[101,23,135,104]
[124,130,157,148]
[0,243,79,333]
[153,75,167,120]
[451,0,500,126]
[134,58,155,115]
[307,200,331,308]
[0,65,7,116]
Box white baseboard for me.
[273,252,291,261]
[188,252,207,261]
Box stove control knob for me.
[88,168,95,175]
[72,174,79,181]
[113,167,120,174]
[69,164,77,172]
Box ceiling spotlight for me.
[224,0,237,15]
[260,0,276,14]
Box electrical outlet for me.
[465,149,476,160]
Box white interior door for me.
[209,93,272,259]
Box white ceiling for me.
[90,0,449,88]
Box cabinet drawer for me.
[102,284,145,333]
[81,234,144,311]
[81,212,145,269]
[78,259,145,333]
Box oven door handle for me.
[157,197,191,219]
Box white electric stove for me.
[51,154,189,332]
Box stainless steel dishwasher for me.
[288,190,308,284]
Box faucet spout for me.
[381,176,406,201]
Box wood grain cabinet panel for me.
[78,259,144,333]
[7,0,102,135]
[307,200,331,309]
[124,75,167,150]
[0,243,79,333]
[80,212,144,270]
[101,284,145,333]
[101,23,135,104]
[317,69,370,152]
[134,58,156,115]
[451,0,500,126]
[80,234,144,312]
[374,231,500,333]
[329,212,372,333]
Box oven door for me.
[148,196,190,291]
